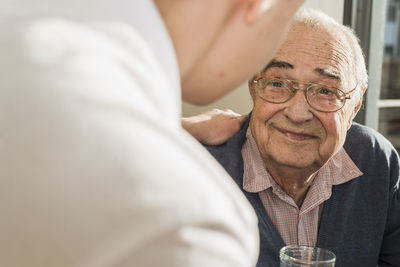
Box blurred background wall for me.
[182,0,345,117]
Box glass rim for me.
[252,76,351,113]
[256,91,345,113]
[258,93,344,112]
[253,76,349,95]
[279,245,336,264]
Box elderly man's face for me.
[249,25,361,173]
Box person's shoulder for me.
[205,122,248,163]
[346,122,394,151]
[345,122,399,164]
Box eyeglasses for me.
[251,76,357,113]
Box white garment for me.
[0,1,259,267]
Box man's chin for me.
[269,153,321,170]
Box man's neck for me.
[265,163,318,208]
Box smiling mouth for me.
[276,127,318,141]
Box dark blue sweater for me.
[206,119,400,267]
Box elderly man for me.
[185,9,400,267]
[0,0,305,267]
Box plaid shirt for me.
[242,128,363,246]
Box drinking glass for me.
[280,245,336,267]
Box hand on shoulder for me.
[182,109,247,145]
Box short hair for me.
[291,8,368,98]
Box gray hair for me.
[292,8,368,99]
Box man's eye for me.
[317,87,334,95]
[271,81,284,87]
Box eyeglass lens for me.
[254,77,346,112]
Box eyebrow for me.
[262,60,294,72]
[262,59,342,82]
[314,68,341,81]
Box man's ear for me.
[347,86,367,130]
[353,86,367,115]
[248,79,256,99]
[244,0,266,25]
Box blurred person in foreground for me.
[185,9,400,267]
[0,0,304,266]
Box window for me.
[388,4,396,22]
[346,0,400,153]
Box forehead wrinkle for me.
[278,36,351,86]
[318,36,353,78]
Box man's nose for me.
[283,89,313,123]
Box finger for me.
[224,109,242,118]
[236,114,248,124]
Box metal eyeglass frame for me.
[251,76,357,113]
